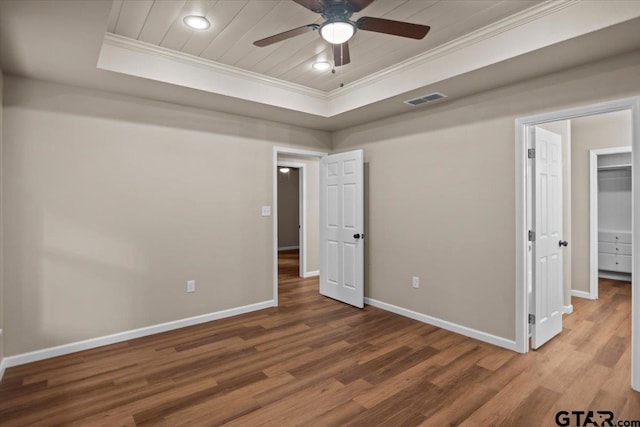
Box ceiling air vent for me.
[404,92,447,107]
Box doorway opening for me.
[272,147,326,306]
[273,146,366,309]
[589,146,632,300]
[515,97,640,391]
[277,163,303,278]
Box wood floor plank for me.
[501,385,563,427]
[353,358,441,409]
[460,369,543,427]
[304,400,367,427]
[0,250,636,426]
[602,345,632,395]
[223,378,371,427]
[476,347,517,371]
[620,391,640,419]
[346,376,441,427]
[72,377,219,426]
[419,383,496,426]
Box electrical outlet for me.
[412,276,420,289]
[187,280,196,293]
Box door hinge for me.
[528,230,535,242]
[528,148,535,159]
[529,314,536,324]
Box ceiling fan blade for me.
[346,0,374,12]
[254,24,319,47]
[356,17,430,39]
[333,41,350,67]
[292,0,326,13]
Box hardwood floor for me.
[0,255,638,425]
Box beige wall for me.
[332,50,640,340]
[538,120,572,307]
[571,110,633,293]
[2,76,331,356]
[277,168,299,248]
[2,50,640,357]
[278,154,320,274]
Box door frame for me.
[589,146,633,300]
[514,97,640,392]
[273,147,327,306]
[277,160,306,278]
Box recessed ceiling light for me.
[312,61,331,71]
[279,168,290,173]
[183,15,210,30]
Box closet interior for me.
[598,152,632,280]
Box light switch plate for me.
[261,206,271,217]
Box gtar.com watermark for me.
[555,411,640,427]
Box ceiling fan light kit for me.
[253,0,430,68]
[320,21,356,44]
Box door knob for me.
[354,233,361,239]
[559,240,568,247]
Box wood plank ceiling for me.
[107,0,542,92]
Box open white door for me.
[531,127,565,349]
[320,150,364,308]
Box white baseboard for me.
[0,328,4,381]
[364,297,518,352]
[563,304,574,314]
[598,272,632,282]
[0,358,6,382]
[278,246,299,251]
[302,270,319,278]
[570,289,594,299]
[1,300,275,371]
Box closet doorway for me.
[590,147,633,299]
[515,97,640,392]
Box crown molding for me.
[326,0,640,115]
[327,0,579,99]
[98,0,640,118]
[98,33,330,116]
[102,33,327,100]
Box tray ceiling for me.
[107,0,541,92]
[3,0,638,129]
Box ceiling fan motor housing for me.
[321,3,355,22]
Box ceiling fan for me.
[253,0,431,67]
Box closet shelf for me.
[598,164,632,170]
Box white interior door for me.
[532,127,564,349]
[320,150,364,308]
